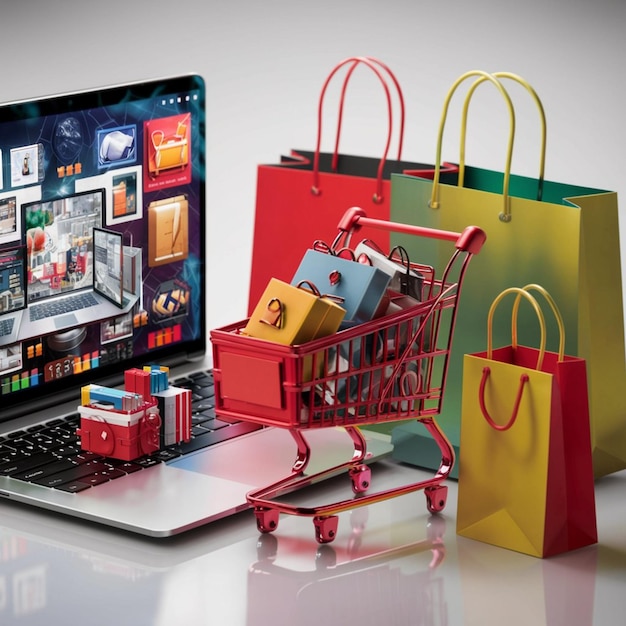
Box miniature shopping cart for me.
[210,207,485,543]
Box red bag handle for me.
[312,56,403,203]
[332,57,405,170]
[479,367,529,431]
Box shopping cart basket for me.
[211,207,486,542]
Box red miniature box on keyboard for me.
[76,366,191,461]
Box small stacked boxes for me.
[76,366,192,461]
[140,366,192,449]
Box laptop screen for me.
[23,189,104,305]
[0,74,206,421]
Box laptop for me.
[0,74,392,537]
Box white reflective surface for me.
[0,460,624,625]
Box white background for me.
[3,0,625,332]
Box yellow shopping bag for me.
[456,286,597,558]
[390,70,626,478]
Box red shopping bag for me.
[247,56,456,314]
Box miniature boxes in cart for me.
[76,366,192,461]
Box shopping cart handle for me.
[337,207,486,254]
[455,225,486,254]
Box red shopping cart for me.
[211,207,485,543]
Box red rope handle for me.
[478,366,529,431]
[333,57,405,169]
[313,57,398,203]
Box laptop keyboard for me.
[29,292,100,322]
[0,370,262,493]
[0,317,15,338]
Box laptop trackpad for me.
[171,428,389,487]
[55,313,79,328]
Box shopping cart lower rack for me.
[211,207,485,543]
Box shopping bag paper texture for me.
[291,249,391,324]
[391,168,625,478]
[244,278,346,345]
[456,288,597,558]
[390,70,626,478]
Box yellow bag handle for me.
[459,72,547,205]
[487,287,547,369]
[480,286,547,431]
[430,70,515,218]
[512,284,565,361]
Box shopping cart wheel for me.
[424,484,448,513]
[254,507,280,534]
[349,464,371,493]
[313,515,339,544]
